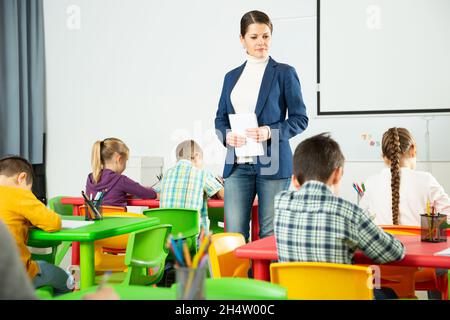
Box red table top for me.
[235,234,450,269]
[61,197,258,208]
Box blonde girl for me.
[85,138,156,207]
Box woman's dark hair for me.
[240,10,273,37]
[293,133,345,185]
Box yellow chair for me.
[79,206,144,272]
[270,262,374,300]
[208,233,250,278]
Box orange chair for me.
[79,206,145,272]
[377,225,448,299]
[208,233,250,278]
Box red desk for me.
[61,197,259,265]
[235,235,450,282]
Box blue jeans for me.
[224,164,290,240]
[373,287,398,300]
[32,260,72,295]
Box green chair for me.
[50,196,74,266]
[208,207,224,234]
[28,239,60,264]
[54,279,287,300]
[143,208,200,254]
[48,196,73,216]
[172,278,287,300]
[96,224,172,286]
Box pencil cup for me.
[420,214,447,243]
[175,266,206,300]
[83,201,103,221]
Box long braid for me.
[382,128,402,224]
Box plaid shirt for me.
[157,160,223,230]
[274,181,405,264]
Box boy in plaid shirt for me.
[274,133,405,299]
[157,140,224,230]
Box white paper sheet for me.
[62,220,95,229]
[434,247,450,256]
[229,113,264,157]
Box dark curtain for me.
[0,0,45,164]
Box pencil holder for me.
[82,202,103,221]
[175,266,206,300]
[420,214,447,243]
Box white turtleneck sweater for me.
[231,54,269,163]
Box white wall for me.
[43,0,450,203]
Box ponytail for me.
[90,138,129,184]
[381,127,415,225]
[91,140,103,184]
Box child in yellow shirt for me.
[0,156,72,294]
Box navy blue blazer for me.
[215,57,309,179]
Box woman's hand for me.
[226,132,247,147]
[246,126,270,143]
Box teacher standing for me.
[214,10,308,240]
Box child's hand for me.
[83,286,119,300]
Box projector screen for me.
[318,0,450,115]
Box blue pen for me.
[170,236,185,267]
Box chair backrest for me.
[48,196,73,216]
[208,233,250,278]
[143,208,199,237]
[83,208,143,249]
[143,208,199,251]
[380,225,421,235]
[29,240,60,264]
[208,207,224,234]
[123,224,172,286]
[270,262,374,300]
[170,278,287,300]
[125,224,172,267]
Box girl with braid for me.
[360,127,450,300]
[360,127,450,226]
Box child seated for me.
[360,127,450,299]
[157,140,224,230]
[360,127,450,225]
[273,133,405,299]
[86,138,157,207]
[0,156,72,295]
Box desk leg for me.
[251,206,259,241]
[253,260,270,281]
[79,242,95,289]
[71,205,81,265]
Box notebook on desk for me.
[62,220,95,229]
[434,247,450,256]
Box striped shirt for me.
[274,181,405,264]
[157,160,223,230]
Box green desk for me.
[55,278,287,300]
[29,215,160,289]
